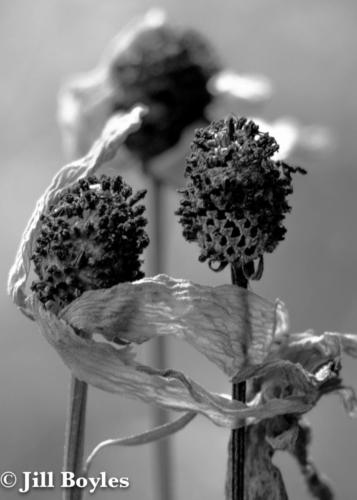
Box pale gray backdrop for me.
[1,1,357,499]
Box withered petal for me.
[35,303,317,428]
[60,274,282,377]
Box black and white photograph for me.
[1,1,357,499]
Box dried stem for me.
[147,167,174,500]
[63,375,88,500]
[231,264,250,500]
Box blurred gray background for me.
[1,0,357,498]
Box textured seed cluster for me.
[176,116,306,271]
[31,175,149,312]
[110,25,221,160]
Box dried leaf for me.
[84,411,196,475]
[225,422,289,500]
[268,329,357,418]
[35,302,317,428]
[60,274,282,377]
[265,417,299,452]
[7,107,146,318]
[330,332,357,358]
[270,331,342,374]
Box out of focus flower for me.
[254,117,334,163]
[108,13,220,160]
[176,116,306,278]
[59,9,333,189]
[58,9,272,181]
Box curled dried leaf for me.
[269,328,357,418]
[270,331,342,374]
[84,411,197,475]
[330,332,357,358]
[60,274,282,377]
[7,107,146,318]
[34,299,318,428]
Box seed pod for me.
[176,116,306,275]
[31,174,149,312]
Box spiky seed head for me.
[110,25,221,160]
[31,175,149,312]
[176,116,306,273]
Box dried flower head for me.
[31,174,149,312]
[176,116,306,275]
[109,23,221,160]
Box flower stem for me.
[147,168,174,500]
[63,375,88,500]
[231,264,250,500]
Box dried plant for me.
[176,115,306,274]
[176,115,353,500]
[6,9,351,500]
[58,9,272,185]
[8,109,357,500]
[31,174,148,312]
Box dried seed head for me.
[110,25,221,160]
[31,175,149,312]
[176,116,306,273]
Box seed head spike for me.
[176,116,306,276]
[31,174,149,312]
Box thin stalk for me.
[231,264,250,500]
[146,167,173,500]
[63,375,88,500]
